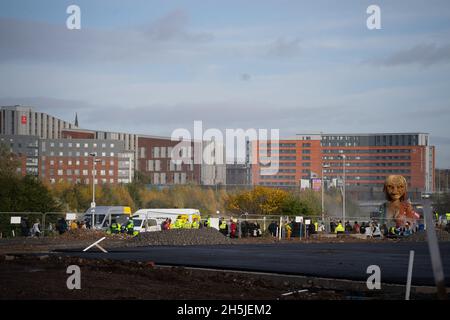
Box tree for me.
[0,143,20,178]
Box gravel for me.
[399,229,450,242]
[130,228,232,246]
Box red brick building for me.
[252,133,435,192]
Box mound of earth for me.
[400,229,450,242]
[130,228,232,246]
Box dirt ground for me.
[0,254,435,300]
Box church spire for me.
[74,112,79,127]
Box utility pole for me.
[342,155,346,226]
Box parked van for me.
[83,206,132,230]
[132,208,201,232]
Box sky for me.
[0,0,450,166]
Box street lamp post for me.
[321,164,330,223]
[342,155,346,226]
[90,152,100,229]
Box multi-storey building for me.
[1,105,226,186]
[0,105,77,138]
[252,133,435,192]
[39,138,134,184]
[0,135,39,176]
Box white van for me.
[132,208,201,233]
[83,206,132,230]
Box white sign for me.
[10,216,21,224]
[209,218,219,230]
[295,216,303,223]
[66,213,77,221]
[305,219,311,225]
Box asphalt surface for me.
[56,242,450,286]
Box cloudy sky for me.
[1,0,450,166]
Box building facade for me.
[252,133,435,192]
[0,105,77,139]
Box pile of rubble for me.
[400,229,450,242]
[130,228,232,246]
[58,229,128,241]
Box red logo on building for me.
[21,115,27,124]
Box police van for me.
[132,208,201,233]
[83,206,132,230]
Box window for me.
[68,151,72,156]
[68,160,72,165]
[102,143,106,148]
[110,152,114,157]
[110,143,114,148]
[102,152,106,157]
[160,147,166,158]
[76,152,80,157]
[83,170,88,176]
[59,142,63,147]
[153,147,160,158]
[302,162,311,167]
[302,143,311,147]
[68,143,72,148]
[84,160,88,166]
[147,160,154,171]
[108,170,113,176]
[58,160,63,165]
[93,143,97,148]
[59,151,64,156]
[50,142,55,147]
[67,169,72,175]
[76,143,80,148]
[74,169,80,175]
[57,169,63,176]
[302,156,310,160]
[110,160,114,166]
[100,170,106,176]
[302,150,311,154]
[84,143,89,148]
[110,178,114,183]
[50,160,54,165]
[76,160,80,165]
[155,160,161,171]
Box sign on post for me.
[10,217,21,224]
[66,213,77,221]
[209,218,219,230]
[305,219,311,225]
[295,216,303,223]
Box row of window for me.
[49,178,117,184]
[324,169,411,174]
[260,175,296,180]
[327,162,411,167]
[45,169,115,176]
[146,160,195,172]
[48,142,115,149]
[322,149,412,154]
[48,159,115,166]
[47,151,115,157]
[323,156,411,160]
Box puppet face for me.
[385,175,406,201]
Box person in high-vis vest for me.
[219,218,228,236]
[125,218,135,235]
[109,221,121,234]
[173,217,184,229]
[335,221,345,234]
[183,219,192,229]
[314,221,319,232]
[191,218,199,229]
[446,213,450,223]
[285,222,292,240]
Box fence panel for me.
[0,212,44,238]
